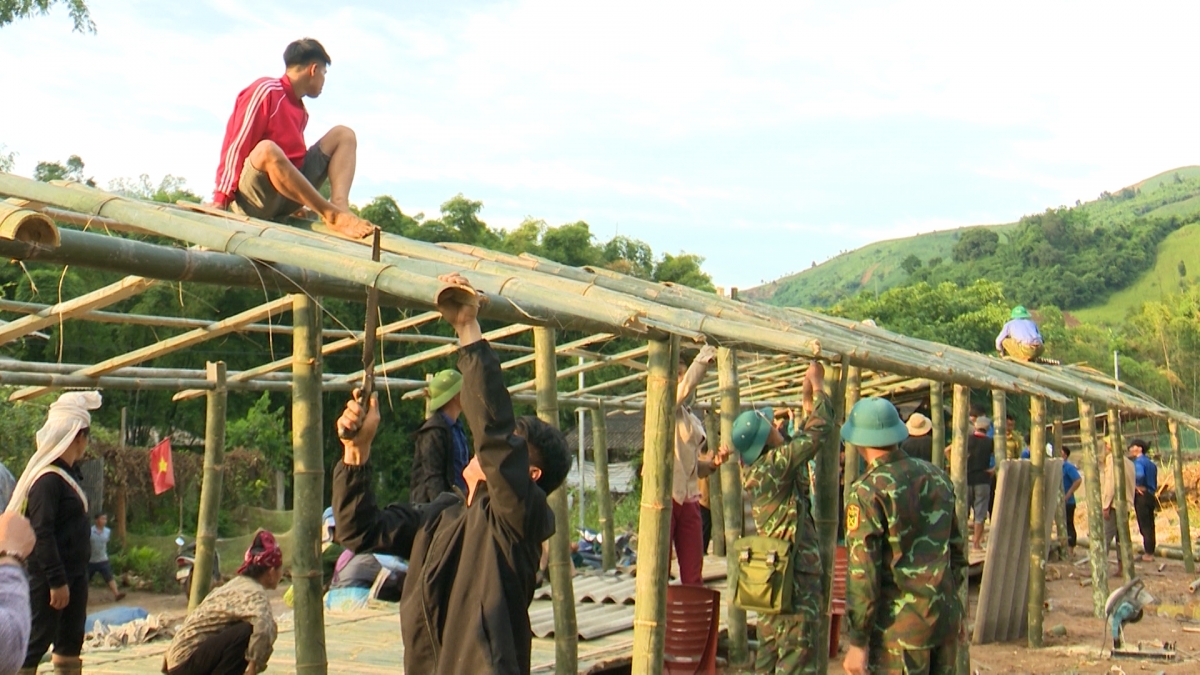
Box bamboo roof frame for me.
[0,170,1196,427]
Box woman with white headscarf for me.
[9,391,101,675]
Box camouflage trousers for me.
[870,632,959,675]
[755,572,823,674]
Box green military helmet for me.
[840,397,908,448]
[731,407,774,465]
[428,369,463,411]
[1010,305,1032,320]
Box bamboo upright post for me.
[291,296,327,674]
[591,404,616,571]
[950,385,971,675]
[1027,396,1047,648]
[189,361,226,610]
[116,406,128,549]
[842,366,862,503]
[535,327,578,674]
[931,381,946,471]
[717,345,748,666]
[1169,420,1195,573]
[992,390,1007,464]
[631,336,678,675]
[1053,407,1067,557]
[1109,408,1135,582]
[815,364,847,674]
[703,408,726,557]
[1078,400,1109,617]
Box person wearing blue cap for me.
[840,397,965,675]
[727,362,831,674]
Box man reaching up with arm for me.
[332,273,571,674]
[212,38,373,239]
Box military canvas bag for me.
[732,535,793,614]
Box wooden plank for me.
[0,275,155,345]
[331,323,531,385]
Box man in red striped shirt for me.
[212,38,374,239]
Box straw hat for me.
[905,412,933,437]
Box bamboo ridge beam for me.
[8,295,296,401]
[0,275,156,345]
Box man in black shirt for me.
[966,415,995,550]
[900,412,934,463]
[333,273,571,674]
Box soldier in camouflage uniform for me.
[729,363,832,675]
[840,397,966,675]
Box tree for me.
[900,254,922,275]
[602,236,654,279]
[108,174,200,203]
[0,0,93,32]
[541,221,598,267]
[34,154,94,186]
[440,194,495,246]
[830,279,1009,353]
[951,228,1000,262]
[654,253,715,292]
[225,392,289,471]
[1180,260,1188,278]
[0,145,14,173]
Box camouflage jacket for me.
[844,449,965,650]
[743,392,833,583]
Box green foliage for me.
[951,228,999,262]
[225,392,289,470]
[0,145,15,173]
[108,174,201,204]
[830,280,1009,353]
[111,544,162,579]
[0,0,93,32]
[900,254,922,275]
[653,253,715,292]
[603,236,654,279]
[0,389,49,474]
[34,154,95,186]
[541,221,599,267]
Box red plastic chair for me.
[664,585,720,675]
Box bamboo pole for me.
[535,327,577,674]
[632,336,677,675]
[717,345,748,667]
[591,404,616,571]
[292,295,327,674]
[931,381,946,471]
[950,385,971,675]
[0,276,155,345]
[1053,407,1067,557]
[1027,396,1047,648]
[0,370,422,394]
[189,361,226,610]
[1109,408,1135,582]
[1078,399,1108,617]
[703,408,726,557]
[1169,420,1195,573]
[992,390,1007,465]
[116,407,128,549]
[843,366,862,504]
[815,364,847,674]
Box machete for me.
[339,226,382,440]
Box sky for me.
[3,0,1200,289]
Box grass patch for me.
[1072,223,1200,324]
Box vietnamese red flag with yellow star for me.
[150,438,175,495]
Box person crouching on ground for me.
[333,272,571,674]
[163,531,283,675]
[9,391,102,675]
[727,362,831,674]
[841,397,965,675]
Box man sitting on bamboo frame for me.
[211,38,374,240]
[332,272,572,674]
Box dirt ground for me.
[962,505,1200,674]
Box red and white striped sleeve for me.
[212,78,282,207]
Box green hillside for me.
[748,166,1200,308]
[1072,222,1200,324]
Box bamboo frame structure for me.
[1169,420,1196,573]
[1052,407,1067,556]
[1027,396,1047,648]
[1078,400,1108,617]
[1109,408,1135,582]
[189,361,225,610]
[591,404,616,571]
[814,364,847,673]
[703,408,725,557]
[993,390,1007,465]
[950,385,970,674]
[931,381,946,471]
[843,366,862,504]
[631,336,677,675]
[717,345,749,667]
[292,295,327,674]
[0,275,155,345]
[535,328,577,674]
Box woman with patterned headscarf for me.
[10,391,101,675]
[164,530,283,675]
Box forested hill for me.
[746,166,1200,308]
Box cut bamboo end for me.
[0,202,59,248]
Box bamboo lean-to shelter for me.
[1,174,1200,673]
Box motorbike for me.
[573,528,636,570]
[174,535,222,598]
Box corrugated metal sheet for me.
[529,601,635,640]
[534,572,638,604]
[564,461,637,494]
[973,458,1062,644]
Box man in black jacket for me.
[333,272,571,674]
[410,369,467,503]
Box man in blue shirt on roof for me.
[1129,439,1158,562]
[995,305,1044,362]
